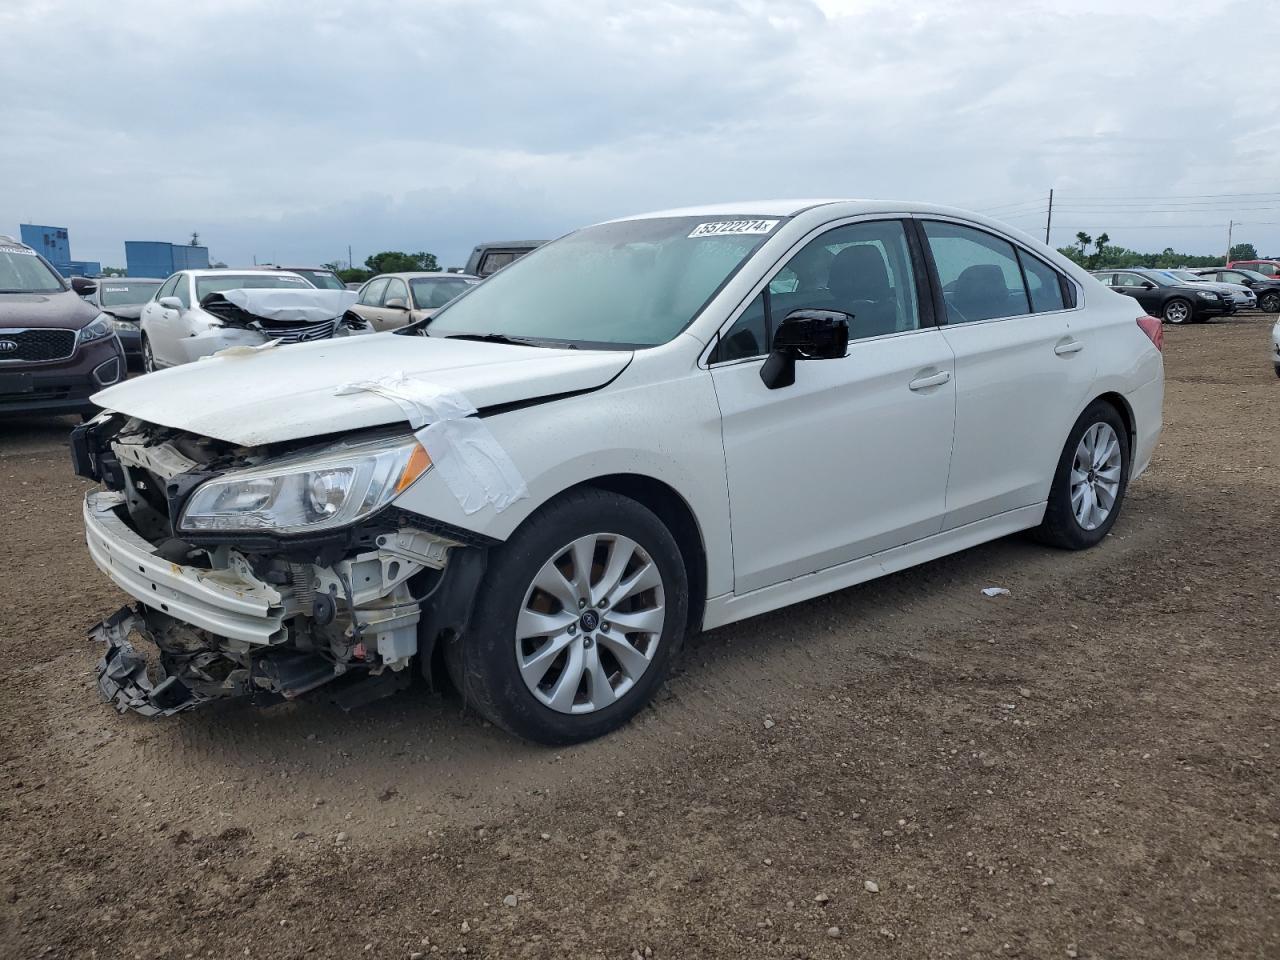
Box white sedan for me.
[138,269,351,371]
[79,199,1163,742]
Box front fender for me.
[390,371,733,597]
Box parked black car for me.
[1091,268,1231,324]
[78,276,164,365]
[0,235,126,418]
[1191,267,1280,313]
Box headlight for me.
[110,318,136,332]
[179,435,431,534]
[78,313,115,344]
[1195,290,1216,300]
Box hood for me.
[103,304,144,321]
[0,289,98,329]
[93,331,632,446]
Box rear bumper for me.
[83,490,285,644]
[1129,372,1164,482]
[0,337,125,416]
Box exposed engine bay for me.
[72,414,489,717]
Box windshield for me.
[1164,270,1203,282]
[288,269,346,290]
[196,273,310,301]
[0,245,65,294]
[428,216,784,347]
[1236,269,1270,282]
[100,281,163,306]
[411,277,477,310]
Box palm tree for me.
[1075,232,1092,257]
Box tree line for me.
[323,251,440,284]
[1056,233,1262,270]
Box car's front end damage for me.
[73,412,488,716]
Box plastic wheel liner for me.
[90,607,217,717]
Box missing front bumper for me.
[91,608,207,717]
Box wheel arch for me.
[560,473,709,634]
[1092,390,1136,451]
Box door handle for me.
[1054,338,1084,356]
[908,370,951,391]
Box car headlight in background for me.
[1195,290,1217,300]
[77,313,115,344]
[179,435,431,534]
[109,317,136,332]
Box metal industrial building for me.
[19,224,71,276]
[69,259,102,276]
[124,241,209,279]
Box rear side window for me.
[922,221,1030,323]
[1018,251,1066,312]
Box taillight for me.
[1136,315,1163,351]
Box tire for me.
[1162,298,1192,325]
[443,489,689,744]
[1259,292,1280,313]
[1035,400,1131,550]
[141,335,157,373]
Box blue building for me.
[125,241,209,279]
[19,224,71,276]
[68,259,102,277]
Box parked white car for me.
[76,200,1163,742]
[1272,318,1280,377]
[138,269,355,371]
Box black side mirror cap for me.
[760,309,851,389]
[70,276,97,296]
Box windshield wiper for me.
[443,332,558,348]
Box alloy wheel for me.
[515,533,666,715]
[1070,422,1122,531]
[1164,300,1190,324]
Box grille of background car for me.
[0,328,77,362]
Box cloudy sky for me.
[3,0,1279,270]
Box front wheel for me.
[1035,401,1131,550]
[1259,292,1280,313]
[141,335,157,373]
[1163,298,1192,325]
[443,489,689,744]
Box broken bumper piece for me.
[91,608,205,717]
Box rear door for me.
[917,219,1094,529]
[710,217,956,594]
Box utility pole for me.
[348,244,353,271]
[1226,220,1236,263]
[1045,188,1054,245]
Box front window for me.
[194,273,310,302]
[427,216,785,348]
[411,277,476,310]
[0,245,65,294]
[100,281,163,306]
[288,269,345,290]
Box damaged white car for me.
[138,269,362,371]
[75,200,1164,743]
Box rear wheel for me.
[1035,401,1131,550]
[443,489,689,744]
[1162,298,1192,325]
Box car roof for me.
[469,241,542,249]
[181,268,302,276]
[604,198,1059,225]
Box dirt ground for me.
[2,315,1277,960]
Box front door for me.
[710,218,957,595]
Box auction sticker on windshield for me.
[688,219,780,238]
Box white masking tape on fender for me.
[335,372,529,515]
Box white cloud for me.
[1,0,1278,267]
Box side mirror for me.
[1141,281,1155,290]
[760,309,850,390]
[158,296,183,311]
[384,297,409,310]
[70,277,97,296]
